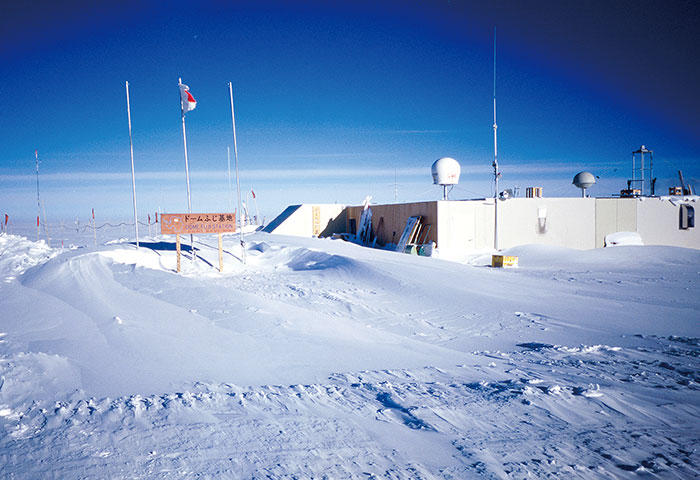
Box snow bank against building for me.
[604,231,644,246]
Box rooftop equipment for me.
[629,145,656,196]
[572,171,596,197]
[431,157,461,200]
[621,187,642,197]
[526,187,542,198]
[499,188,513,200]
[678,170,695,196]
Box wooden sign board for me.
[161,213,236,273]
[312,206,321,236]
[161,213,236,235]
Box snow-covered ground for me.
[0,228,698,478]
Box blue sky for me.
[2,1,698,223]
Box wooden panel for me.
[161,213,236,235]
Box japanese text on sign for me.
[160,213,236,235]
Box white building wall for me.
[267,197,700,250]
[595,198,637,247]
[636,197,700,248]
[498,198,596,249]
[266,204,346,238]
[437,200,493,252]
[437,198,595,250]
[435,197,699,251]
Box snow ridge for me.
[0,232,699,478]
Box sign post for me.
[176,234,181,273]
[161,213,236,273]
[218,233,223,272]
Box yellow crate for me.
[492,255,519,268]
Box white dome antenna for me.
[572,171,596,197]
[431,157,461,200]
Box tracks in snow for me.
[1,335,698,479]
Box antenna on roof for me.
[431,157,461,200]
[492,27,500,250]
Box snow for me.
[0,230,698,478]
[604,231,644,246]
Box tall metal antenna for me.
[492,27,500,251]
[394,168,398,203]
[35,149,41,241]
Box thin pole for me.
[92,208,97,246]
[179,78,195,260]
[41,200,50,248]
[125,81,139,249]
[35,149,40,241]
[253,189,260,225]
[218,233,223,273]
[245,191,250,226]
[176,234,181,273]
[229,82,245,264]
[640,149,645,196]
[649,150,654,195]
[227,146,233,212]
[180,79,193,214]
[394,168,398,203]
[492,27,500,251]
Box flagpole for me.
[227,146,233,212]
[228,82,245,264]
[125,81,139,249]
[245,192,250,227]
[252,189,260,225]
[35,149,41,241]
[179,77,195,260]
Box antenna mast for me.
[35,149,41,241]
[394,168,399,203]
[492,27,500,251]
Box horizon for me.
[2,1,699,223]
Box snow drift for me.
[0,232,698,478]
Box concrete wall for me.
[264,204,346,238]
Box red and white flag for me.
[251,189,256,199]
[179,81,197,113]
